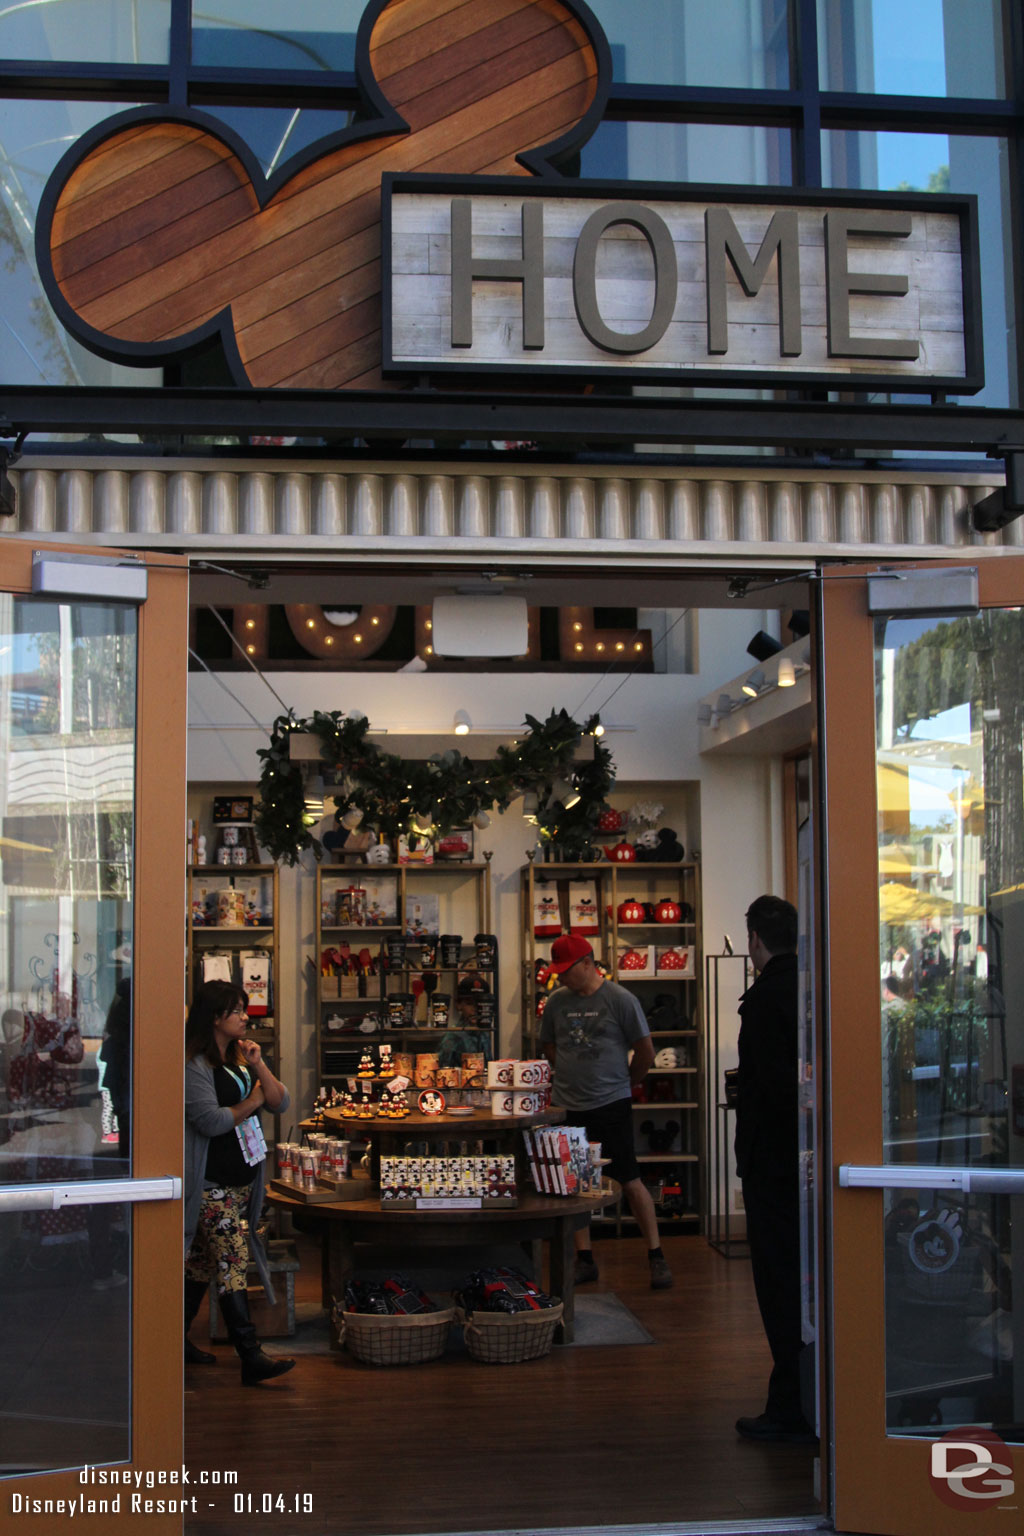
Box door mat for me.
[281,1292,652,1355]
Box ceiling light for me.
[741,668,765,698]
[777,657,796,687]
[453,709,471,735]
[747,631,783,662]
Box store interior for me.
[182,562,819,1533]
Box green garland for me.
[255,707,615,865]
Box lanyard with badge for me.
[224,1063,267,1166]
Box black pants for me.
[742,1169,805,1426]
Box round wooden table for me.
[267,1181,620,1345]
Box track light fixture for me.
[716,693,734,715]
[777,657,796,687]
[453,709,471,735]
[747,631,783,662]
[697,703,713,724]
[741,668,766,698]
[788,609,810,639]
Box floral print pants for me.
[184,1183,250,1295]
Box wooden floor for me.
[184,1230,821,1535]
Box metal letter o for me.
[573,202,678,354]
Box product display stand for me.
[704,950,751,1258]
[316,860,495,1086]
[521,859,703,1230]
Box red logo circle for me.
[928,1427,1015,1510]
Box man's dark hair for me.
[745,894,797,955]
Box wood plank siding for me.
[47,0,598,391]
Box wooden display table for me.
[267,1181,619,1345]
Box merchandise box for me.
[617,943,655,978]
[655,944,695,978]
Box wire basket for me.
[460,1302,563,1364]
[335,1305,456,1366]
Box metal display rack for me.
[704,949,752,1259]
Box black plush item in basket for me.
[453,1265,558,1316]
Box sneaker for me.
[573,1254,599,1285]
[735,1413,817,1445]
[648,1255,673,1290]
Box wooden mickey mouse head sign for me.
[38,0,605,393]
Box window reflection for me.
[191,0,362,69]
[817,0,1008,98]
[581,121,793,185]
[1,599,137,1190]
[589,0,791,88]
[0,0,169,64]
[875,608,1022,1439]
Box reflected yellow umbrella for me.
[879,881,984,923]
[0,834,53,853]
[877,846,937,878]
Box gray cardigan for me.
[184,1054,290,1302]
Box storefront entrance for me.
[0,539,188,1533]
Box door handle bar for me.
[838,1164,1024,1194]
[0,1176,181,1213]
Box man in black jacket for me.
[734,894,815,1444]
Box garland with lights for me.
[255,708,615,864]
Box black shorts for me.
[578,1096,640,1185]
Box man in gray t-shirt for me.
[539,935,673,1290]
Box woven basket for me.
[335,1306,455,1366]
[461,1302,563,1364]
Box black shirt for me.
[204,1060,258,1187]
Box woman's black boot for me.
[184,1277,216,1365]
[218,1289,295,1385]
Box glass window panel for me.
[822,130,1015,410]
[0,100,163,402]
[191,1,363,70]
[0,0,170,64]
[1,597,137,1185]
[817,0,1009,97]
[200,105,355,177]
[581,121,793,185]
[588,0,791,88]
[0,1207,131,1472]
[875,610,1024,1440]
[882,1187,1018,1438]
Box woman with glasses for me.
[183,979,294,1384]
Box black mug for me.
[439,933,462,968]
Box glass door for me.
[822,557,1024,1535]
[0,540,187,1530]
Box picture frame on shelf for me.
[213,796,253,824]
